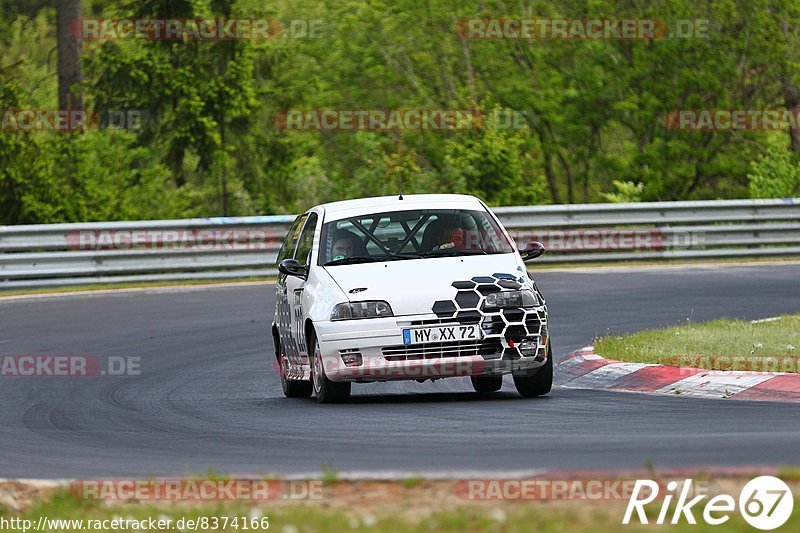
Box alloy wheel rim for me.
[312,343,322,393]
[280,352,289,389]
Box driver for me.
[426,216,466,251]
[331,234,357,261]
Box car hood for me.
[323,254,528,316]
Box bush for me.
[748,145,800,199]
[5,129,183,224]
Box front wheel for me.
[311,335,351,404]
[513,342,553,398]
[471,376,503,393]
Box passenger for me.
[331,234,357,261]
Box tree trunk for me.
[556,150,574,204]
[220,107,229,217]
[56,0,82,112]
[542,150,562,204]
[780,19,800,152]
[782,76,800,153]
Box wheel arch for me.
[304,318,316,354]
[271,323,280,361]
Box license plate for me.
[402,325,482,345]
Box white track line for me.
[566,362,654,388]
[656,372,775,399]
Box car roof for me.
[317,194,486,221]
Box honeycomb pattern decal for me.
[430,272,548,359]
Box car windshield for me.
[319,208,514,266]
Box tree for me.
[55,0,82,111]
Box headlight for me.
[330,301,394,321]
[484,290,538,309]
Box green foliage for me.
[1,0,800,224]
[601,180,645,203]
[748,144,800,198]
[0,59,179,223]
[3,129,179,224]
[444,114,544,205]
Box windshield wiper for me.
[324,253,423,266]
[324,256,386,266]
[419,249,490,258]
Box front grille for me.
[405,318,457,327]
[405,315,480,326]
[526,316,542,334]
[382,339,502,361]
[406,314,543,336]
[481,315,505,334]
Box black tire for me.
[310,334,351,404]
[513,342,553,398]
[471,376,503,393]
[278,348,312,399]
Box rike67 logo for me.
[624,476,794,530]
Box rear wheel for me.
[471,376,503,393]
[279,350,312,399]
[310,335,351,404]
[513,341,553,398]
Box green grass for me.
[402,476,424,489]
[595,314,800,372]
[320,467,340,483]
[5,488,800,532]
[779,467,800,481]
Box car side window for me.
[294,213,318,267]
[276,214,307,265]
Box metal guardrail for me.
[1,199,798,289]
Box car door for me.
[275,214,307,370]
[286,212,318,367]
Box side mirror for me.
[278,258,309,279]
[520,241,546,261]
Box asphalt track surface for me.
[1,264,799,478]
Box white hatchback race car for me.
[271,194,551,403]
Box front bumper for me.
[314,307,548,382]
